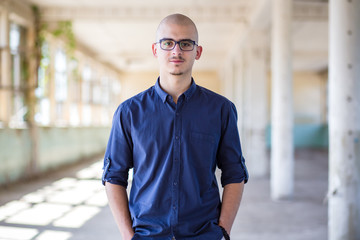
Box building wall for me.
[120,70,221,103]
[266,71,328,148]
[0,128,32,184]
[293,72,327,124]
[120,71,159,102]
[0,127,109,185]
[193,71,221,94]
[37,127,110,171]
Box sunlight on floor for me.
[6,203,71,226]
[35,230,72,240]
[53,206,100,228]
[0,160,106,240]
[0,226,38,240]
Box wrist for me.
[219,225,230,240]
[121,229,134,240]
[218,220,231,234]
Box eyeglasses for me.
[156,38,198,51]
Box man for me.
[103,13,248,240]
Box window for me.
[35,41,51,125]
[92,80,102,105]
[81,65,92,103]
[9,22,27,127]
[54,49,67,102]
[69,59,80,126]
[54,48,68,125]
[81,65,92,126]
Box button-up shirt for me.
[102,78,248,240]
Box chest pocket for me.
[189,132,217,169]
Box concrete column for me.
[243,33,269,178]
[328,0,360,239]
[26,22,39,177]
[270,0,294,200]
[233,52,245,137]
[222,56,235,102]
[0,7,10,124]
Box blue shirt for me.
[102,78,248,240]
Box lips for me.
[169,57,184,63]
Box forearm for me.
[105,182,134,240]
[219,182,244,234]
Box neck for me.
[159,72,192,103]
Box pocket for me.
[218,225,230,240]
[216,225,226,240]
[189,132,216,170]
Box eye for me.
[180,41,193,49]
[161,40,175,48]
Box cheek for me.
[157,51,170,61]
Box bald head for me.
[156,14,199,42]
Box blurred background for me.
[0,0,359,240]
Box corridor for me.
[0,149,328,240]
[1,0,359,239]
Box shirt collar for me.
[155,77,169,103]
[183,78,197,101]
[155,77,197,103]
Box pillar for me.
[222,56,235,103]
[243,32,269,177]
[270,0,294,200]
[26,21,39,177]
[328,0,360,239]
[0,7,10,124]
[233,52,245,137]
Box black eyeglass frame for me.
[156,38,198,51]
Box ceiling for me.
[24,0,329,74]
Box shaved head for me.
[156,14,199,42]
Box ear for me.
[152,43,158,57]
[195,45,203,60]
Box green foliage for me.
[32,5,77,59]
[52,21,76,58]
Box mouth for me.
[169,57,185,64]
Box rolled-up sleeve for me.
[102,104,133,187]
[217,102,249,187]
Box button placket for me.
[171,100,182,228]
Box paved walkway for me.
[0,149,328,240]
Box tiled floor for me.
[0,149,328,240]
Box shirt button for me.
[174,182,177,186]
[175,136,179,140]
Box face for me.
[152,23,202,76]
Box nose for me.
[171,43,182,55]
